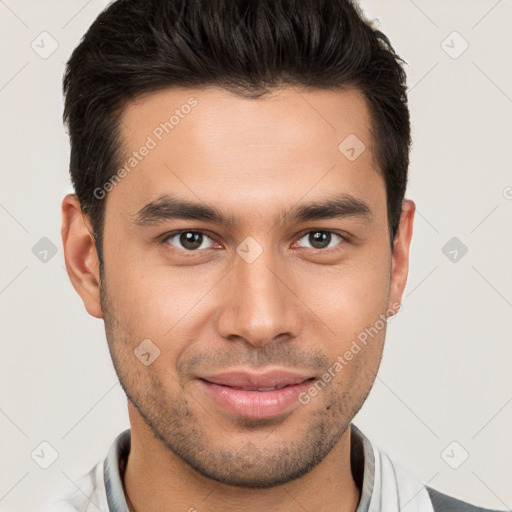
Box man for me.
[52,0,501,510]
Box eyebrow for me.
[131,193,372,227]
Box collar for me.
[103,423,375,512]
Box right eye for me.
[163,230,217,252]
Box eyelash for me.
[161,229,347,255]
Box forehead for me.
[108,85,385,224]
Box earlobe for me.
[388,199,415,315]
[61,194,103,319]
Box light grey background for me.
[1,1,511,510]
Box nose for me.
[214,245,302,348]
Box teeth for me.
[237,385,287,391]
[237,387,275,391]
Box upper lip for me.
[198,369,314,390]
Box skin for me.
[62,85,415,512]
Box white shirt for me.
[41,423,436,512]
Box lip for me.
[196,369,315,419]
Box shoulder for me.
[38,430,130,512]
[38,461,109,512]
[427,486,507,512]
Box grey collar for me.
[103,423,374,512]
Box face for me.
[64,85,414,487]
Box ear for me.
[61,194,103,319]
[388,199,415,317]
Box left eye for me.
[296,231,343,250]
[164,231,215,251]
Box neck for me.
[123,406,361,512]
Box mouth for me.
[196,369,316,419]
[210,384,295,391]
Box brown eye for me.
[165,231,213,251]
[297,231,343,250]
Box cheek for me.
[302,255,391,330]
[102,255,227,364]
[300,253,390,385]
[324,315,386,402]
[136,267,224,327]
[102,238,181,320]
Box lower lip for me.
[198,379,314,419]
